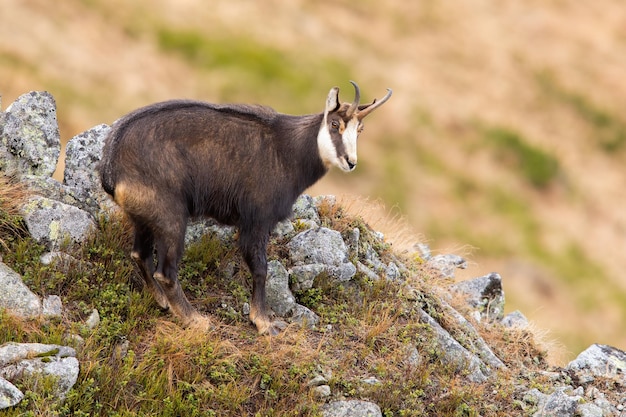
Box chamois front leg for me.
[240,228,287,335]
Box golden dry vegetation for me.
[2,0,626,361]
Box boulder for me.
[566,344,626,385]
[322,400,382,417]
[0,262,41,318]
[265,260,296,316]
[451,272,505,321]
[0,343,79,402]
[0,377,23,410]
[0,91,60,178]
[20,195,95,249]
[63,123,112,215]
[288,227,356,282]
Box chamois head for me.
[318,81,392,172]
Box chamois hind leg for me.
[240,227,287,335]
[153,216,210,329]
[130,220,169,311]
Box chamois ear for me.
[324,87,341,115]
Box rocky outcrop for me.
[1,91,625,414]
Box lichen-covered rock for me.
[0,343,79,402]
[451,272,505,321]
[20,195,95,249]
[0,91,60,178]
[288,227,356,282]
[566,344,626,386]
[290,263,325,292]
[289,227,350,266]
[0,376,23,410]
[292,194,320,224]
[63,123,112,215]
[525,387,581,417]
[417,308,488,383]
[502,310,529,328]
[322,400,382,417]
[0,262,41,318]
[266,260,296,317]
[290,304,320,328]
[42,295,63,318]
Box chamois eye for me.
[331,120,340,130]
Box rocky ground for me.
[1,91,625,415]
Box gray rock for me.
[427,254,467,279]
[327,262,357,282]
[0,376,23,410]
[265,260,295,317]
[1,356,79,401]
[576,402,604,417]
[451,272,505,321]
[292,194,320,224]
[20,196,96,249]
[85,309,100,330]
[288,227,350,266]
[414,243,432,261]
[272,219,295,238]
[345,227,360,259]
[322,400,382,417]
[42,295,63,318]
[0,262,41,318]
[288,227,356,283]
[437,299,506,370]
[307,374,328,387]
[290,304,319,328]
[357,261,380,281]
[0,91,60,178]
[184,219,236,247]
[290,263,325,292]
[63,124,111,215]
[385,262,401,280]
[417,308,488,383]
[566,344,626,386]
[313,195,337,210]
[502,310,529,329]
[533,388,580,417]
[0,343,76,367]
[312,384,331,399]
[0,343,79,403]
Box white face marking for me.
[317,116,361,172]
[317,120,337,169]
[343,118,360,170]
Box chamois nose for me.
[346,158,357,170]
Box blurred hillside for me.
[1,0,626,362]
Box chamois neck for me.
[275,113,328,191]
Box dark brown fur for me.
[99,84,391,335]
[100,100,332,334]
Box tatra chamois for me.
[99,81,392,335]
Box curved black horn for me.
[357,88,393,120]
[347,80,361,117]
